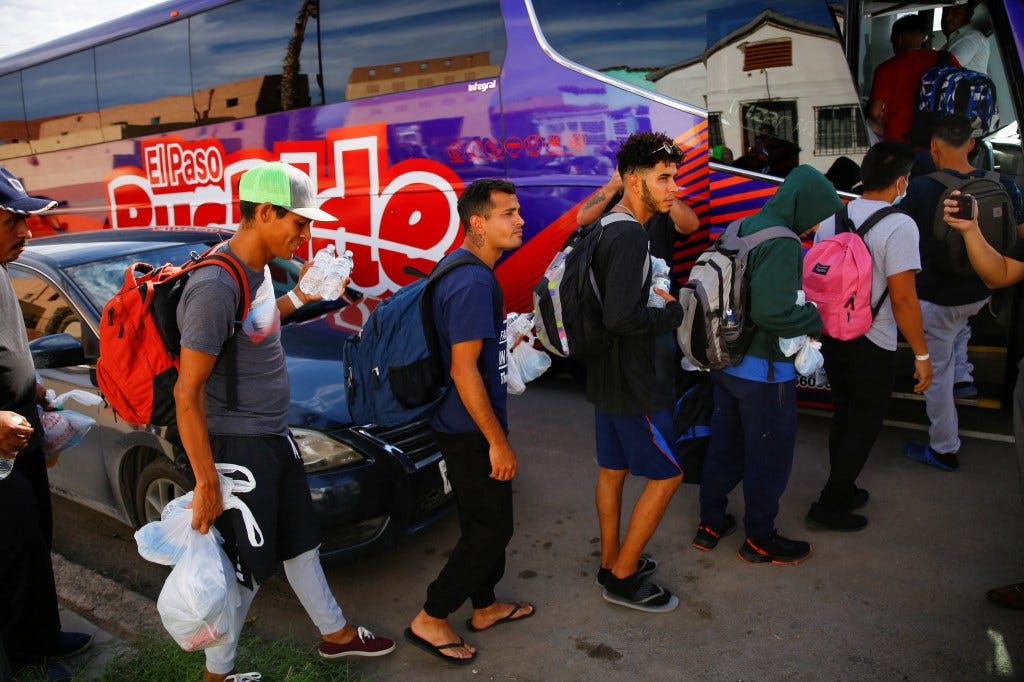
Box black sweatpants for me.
[818,335,897,509]
[424,431,513,618]
[0,440,61,667]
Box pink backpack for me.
[802,205,900,340]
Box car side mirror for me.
[30,333,86,369]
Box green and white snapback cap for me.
[238,161,337,222]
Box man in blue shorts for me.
[175,162,394,681]
[586,132,685,613]
[405,179,533,664]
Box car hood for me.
[282,315,356,431]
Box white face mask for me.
[893,176,908,206]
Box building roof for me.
[646,9,838,82]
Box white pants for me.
[204,546,346,675]
[920,298,989,453]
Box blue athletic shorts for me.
[594,409,682,480]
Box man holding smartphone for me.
[941,190,1024,608]
[899,115,1024,472]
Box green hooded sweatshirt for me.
[737,165,842,368]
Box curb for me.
[52,552,162,641]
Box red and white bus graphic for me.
[106,122,463,297]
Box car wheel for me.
[135,458,193,525]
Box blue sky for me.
[0,1,166,59]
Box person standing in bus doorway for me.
[940,188,1024,609]
[805,142,933,532]
[175,162,395,682]
[942,1,989,73]
[899,115,1024,472]
[693,165,839,564]
[867,14,955,145]
[586,132,685,613]
[405,179,533,664]
[0,168,93,682]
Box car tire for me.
[134,458,193,526]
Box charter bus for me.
[0,0,1022,415]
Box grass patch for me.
[92,631,366,682]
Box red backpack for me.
[802,205,900,341]
[96,246,250,426]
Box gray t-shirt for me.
[0,264,42,448]
[177,246,289,436]
[815,198,921,351]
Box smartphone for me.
[956,193,974,220]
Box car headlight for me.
[291,428,366,472]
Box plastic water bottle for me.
[0,413,29,481]
[721,308,741,356]
[300,244,336,296]
[648,257,671,308]
[319,249,354,300]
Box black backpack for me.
[533,212,640,359]
[928,171,1016,277]
[673,374,713,485]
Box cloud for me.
[0,0,166,59]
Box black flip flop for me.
[403,627,476,665]
[465,602,536,632]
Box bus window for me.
[0,74,29,161]
[188,0,321,120]
[318,0,505,104]
[96,21,193,140]
[22,50,100,153]
[533,1,866,186]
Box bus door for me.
[847,0,1024,414]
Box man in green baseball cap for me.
[238,161,337,223]
[176,161,394,681]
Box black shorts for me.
[210,433,320,589]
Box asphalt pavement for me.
[49,373,1024,681]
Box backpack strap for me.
[421,251,495,385]
[584,212,648,305]
[741,224,801,249]
[185,246,252,412]
[834,204,903,318]
[926,170,969,192]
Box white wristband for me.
[915,353,930,361]
[286,289,304,309]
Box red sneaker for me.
[318,627,396,659]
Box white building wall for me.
[655,23,865,175]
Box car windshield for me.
[65,243,355,319]
[65,243,212,312]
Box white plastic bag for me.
[136,464,263,651]
[156,525,241,651]
[778,334,807,358]
[37,389,102,458]
[504,313,551,395]
[794,338,824,377]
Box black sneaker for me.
[848,487,869,510]
[596,554,657,587]
[49,631,93,660]
[692,514,737,550]
[738,531,811,564]
[806,502,868,532]
[602,572,679,613]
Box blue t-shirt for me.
[429,249,508,435]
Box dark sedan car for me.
[14,228,453,559]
